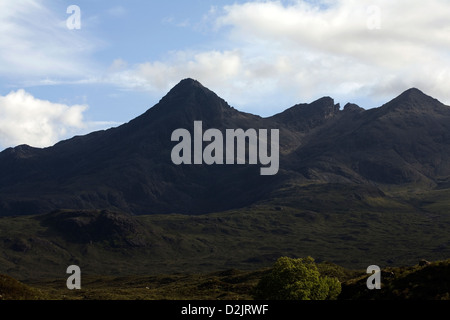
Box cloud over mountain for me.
[2,0,450,146]
[103,0,450,115]
[0,89,88,148]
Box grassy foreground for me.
[2,259,449,300]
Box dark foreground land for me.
[2,258,450,300]
[1,82,450,301]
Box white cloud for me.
[0,0,97,80]
[214,0,450,107]
[103,0,450,114]
[0,89,89,149]
[4,0,449,118]
[104,49,243,93]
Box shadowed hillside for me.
[1,80,450,216]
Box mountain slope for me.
[289,88,450,186]
[0,80,449,216]
[0,79,282,216]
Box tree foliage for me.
[254,257,341,300]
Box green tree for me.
[254,256,341,300]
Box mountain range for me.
[1,79,450,279]
[1,78,449,217]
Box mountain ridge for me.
[0,79,449,216]
[2,79,450,279]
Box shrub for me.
[254,257,341,300]
[0,274,47,300]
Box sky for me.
[0,0,450,149]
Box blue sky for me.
[1,0,450,149]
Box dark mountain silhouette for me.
[0,79,449,216]
[269,96,340,131]
[289,87,450,185]
[0,79,279,216]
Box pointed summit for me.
[400,87,426,96]
[165,78,208,97]
[383,87,445,112]
[151,78,235,123]
[396,88,436,103]
[176,78,206,89]
[160,78,221,106]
